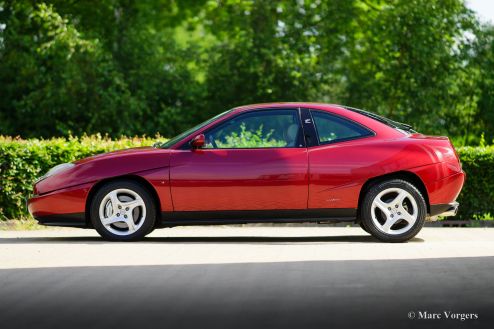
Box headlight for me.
[36,163,75,183]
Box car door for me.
[169,108,309,212]
[305,109,375,210]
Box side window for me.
[204,109,302,149]
[311,111,373,144]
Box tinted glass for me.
[204,109,302,149]
[311,111,372,144]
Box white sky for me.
[467,0,494,23]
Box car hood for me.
[35,147,171,195]
[74,147,158,165]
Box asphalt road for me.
[1,227,493,329]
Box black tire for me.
[90,180,156,241]
[358,221,370,233]
[361,179,426,243]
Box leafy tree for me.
[341,0,479,138]
[0,0,493,144]
[0,1,200,137]
[201,0,357,118]
[470,24,494,144]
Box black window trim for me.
[305,108,376,147]
[299,108,319,147]
[181,107,306,150]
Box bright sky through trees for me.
[467,0,494,23]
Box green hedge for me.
[0,135,157,220]
[456,146,494,220]
[0,136,492,220]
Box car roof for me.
[232,102,344,113]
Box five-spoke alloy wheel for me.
[90,180,156,241]
[360,179,426,242]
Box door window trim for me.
[182,108,306,150]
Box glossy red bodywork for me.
[170,148,308,211]
[28,103,465,223]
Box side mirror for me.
[190,134,205,149]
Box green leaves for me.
[456,146,494,219]
[0,0,493,145]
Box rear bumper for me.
[427,171,465,205]
[430,202,459,217]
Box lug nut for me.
[388,207,391,210]
[398,212,401,215]
[124,215,127,218]
[116,213,120,217]
[391,214,394,218]
[125,207,129,211]
[118,205,121,209]
[395,205,398,208]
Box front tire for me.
[358,221,370,233]
[361,179,426,243]
[90,180,156,241]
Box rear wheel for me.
[361,179,426,242]
[90,180,156,241]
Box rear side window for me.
[311,111,373,144]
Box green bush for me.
[0,135,157,220]
[0,137,492,220]
[456,146,494,220]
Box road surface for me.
[1,226,493,328]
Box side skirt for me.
[159,208,357,227]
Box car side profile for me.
[28,103,465,242]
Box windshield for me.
[157,109,233,149]
[344,106,416,133]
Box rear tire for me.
[90,180,156,241]
[361,179,426,243]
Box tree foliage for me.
[0,0,492,144]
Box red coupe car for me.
[28,103,465,242]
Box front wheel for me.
[361,179,426,243]
[90,180,156,241]
[358,221,370,233]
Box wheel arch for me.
[85,175,162,227]
[357,171,430,220]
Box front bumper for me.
[33,213,87,228]
[28,183,93,227]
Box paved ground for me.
[1,227,493,328]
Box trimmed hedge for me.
[456,146,494,220]
[0,136,492,220]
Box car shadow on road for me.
[0,235,424,244]
[0,257,492,329]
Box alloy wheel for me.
[98,188,147,236]
[370,187,418,235]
